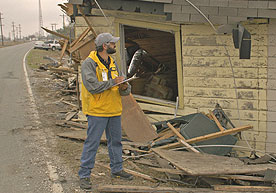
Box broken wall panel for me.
[266,18,276,153]
[181,20,269,155]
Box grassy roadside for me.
[0,41,27,48]
[26,48,61,69]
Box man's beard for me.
[107,47,116,54]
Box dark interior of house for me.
[123,25,178,102]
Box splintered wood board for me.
[153,148,276,176]
[97,185,214,193]
[121,94,158,142]
[57,130,106,143]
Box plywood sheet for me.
[121,95,158,142]
[153,148,276,176]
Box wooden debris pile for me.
[55,98,276,192]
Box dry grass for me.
[0,40,27,48]
[26,48,61,69]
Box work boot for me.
[111,170,133,180]
[80,177,92,190]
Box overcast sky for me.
[0,0,69,38]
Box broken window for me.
[122,25,178,103]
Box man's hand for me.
[119,82,128,90]
[114,76,125,84]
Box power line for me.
[0,12,4,45]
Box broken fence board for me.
[121,94,158,143]
[152,148,276,176]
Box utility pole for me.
[18,24,21,40]
[16,26,18,40]
[0,12,4,45]
[38,0,44,38]
[12,22,15,41]
[51,23,57,31]
[60,14,65,29]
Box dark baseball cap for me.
[95,33,120,47]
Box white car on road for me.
[33,41,44,49]
[42,40,61,51]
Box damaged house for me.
[67,0,276,156]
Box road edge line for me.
[23,49,64,193]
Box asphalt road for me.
[0,43,52,192]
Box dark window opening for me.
[123,25,178,102]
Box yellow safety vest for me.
[81,51,122,117]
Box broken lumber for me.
[77,5,97,37]
[59,39,69,63]
[41,27,70,40]
[153,148,276,176]
[160,125,253,149]
[49,67,77,74]
[65,111,77,121]
[209,174,265,182]
[209,110,224,132]
[155,155,181,180]
[61,99,78,108]
[97,185,214,193]
[167,122,199,153]
[95,162,157,183]
[68,35,94,54]
[213,185,275,192]
[150,167,185,175]
[70,27,90,48]
[64,120,88,129]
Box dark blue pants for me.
[78,115,123,178]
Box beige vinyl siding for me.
[181,20,269,156]
[266,19,276,153]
